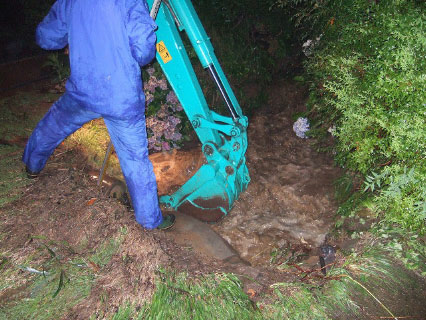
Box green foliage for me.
[369,166,426,232]
[334,172,356,203]
[194,0,295,114]
[301,0,425,234]
[375,225,426,275]
[266,0,337,40]
[195,0,292,79]
[44,52,70,82]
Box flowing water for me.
[211,105,341,266]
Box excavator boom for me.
[148,0,250,221]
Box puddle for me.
[164,212,243,263]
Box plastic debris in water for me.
[20,266,50,275]
[293,117,310,139]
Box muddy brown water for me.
[211,104,341,266]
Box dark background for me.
[0,0,55,63]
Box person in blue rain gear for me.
[22,0,175,230]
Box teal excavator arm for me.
[148,0,250,222]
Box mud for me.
[89,143,205,197]
[210,81,341,266]
[94,80,341,267]
[150,148,205,196]
[125,79,341,267]
[164,213,242,263]
[0,144,288,318]
[0,149,169,314]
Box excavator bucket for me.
[161,164,230,222]
[160,143,250,222]
[98,0,249,222]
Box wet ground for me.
[146,80,341,268]
[97,79,340,268]
[0,145,290,318]
[1,56,425,319]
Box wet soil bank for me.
[0,146,291,318]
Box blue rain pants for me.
[22,0,163,229]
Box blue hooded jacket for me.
[36,0,157,119]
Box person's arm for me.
[36,0,68,50]
[127,0,157,66]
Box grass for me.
[0,145,28,206]
[1,265,92,320]
[264,248,424,320]
[0,91,59,206]
[74,250,421,320]
[0,92,57,140]
[266,283,329,319]
[86,246,425,320]
[104,272,263,320]
[0,235,124,320]
[62,117,126,183]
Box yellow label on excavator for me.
[156,41,172,64]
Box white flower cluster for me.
[302,34,322,57]
[293,117,310,139]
